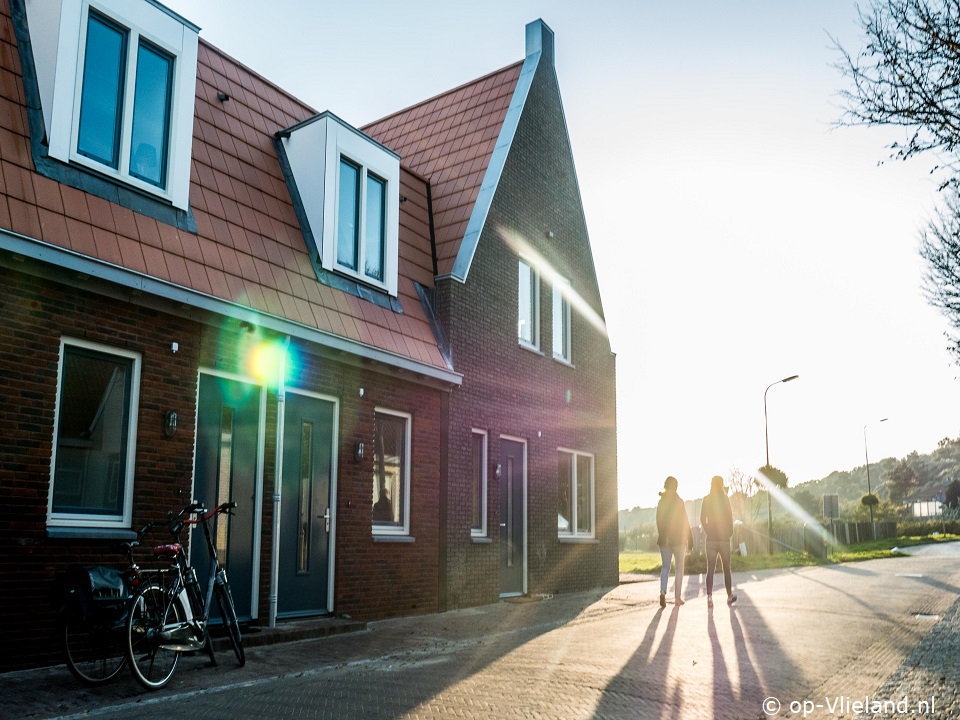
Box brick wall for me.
[437,55,619,609]
[0,268,201,670]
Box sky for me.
[162,0,960,510]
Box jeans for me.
[659,544,685,599]
[705,538,733,596]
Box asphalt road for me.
[8,550,960,720]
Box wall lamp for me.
[164,410,178,438]
[354,441,365,463]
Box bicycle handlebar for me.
[168,501,238,533]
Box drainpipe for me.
[268,335,291,628]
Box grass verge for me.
[619,533,960,575]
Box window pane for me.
[373,414,406,527]
[52,347,132,516]
[553,285,570,360]
[298,422,314,574]
[129,41,173,188]
[518,259,536,344]
[337,159,360,270]
[471,433,485,531]
[557,452,572,533]
[576,455,593,533]
[77,13,127,169]
[364,174,386,281]
[216,406,233,561]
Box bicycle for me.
[125,501,245,690]
[60,522,156,686]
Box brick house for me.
[0,0,616,671]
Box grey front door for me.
[278,392,334,617]
[194,374,261,621]
[499,438,525,596]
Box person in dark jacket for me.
[700,475,737,606]
[656,476,692,608]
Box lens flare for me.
[756,468,838,549]
[247,338,295,390]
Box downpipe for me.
[268,336,290,628]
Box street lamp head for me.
[782,374,799,383]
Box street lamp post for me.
[763,374,799,554]
[864,418,888,538]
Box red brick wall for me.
[436,56,619,609]
[0,268,201,670]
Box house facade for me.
[0,0,616,672]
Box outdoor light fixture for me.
[763,374,799,554]
[163,410,178,438]
[354,441,365,463]
[494,463,502,480]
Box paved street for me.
[6,548,960,720]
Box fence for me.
[689,520,899,559]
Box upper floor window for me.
[26,0,199,210]
[518,258,539,349]
[48,339,141,529]
[552,278,571,363]
[470,430,488,537]
[337,158,386,284]
[372,408,411,536]
[558,449,594,539]
[277,112,400,296]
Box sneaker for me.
[707,596,714,608]
[727,593,737,606]
[659,592,666,608]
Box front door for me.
[194,373,262,621]
[278,391,335,617]
[499,438,525,596]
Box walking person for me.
[656,476,692,608]
[700,475,737,607]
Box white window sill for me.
[519,341,544,356]
[372,534,415,543]
[471,535,493,544]
[558,536,598,544]
[552,355,575,368]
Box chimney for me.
[525,19,555,65]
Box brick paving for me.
[4,551,960,720]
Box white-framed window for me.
[518,258,540,349]
[27,0,198,209]
[372,408,411,536]
[470,429,488,537]
[48,338,141,529]
[557,449,595,539]
[552,278,571,363]
[278,112,401,296]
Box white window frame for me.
[557,448,595,540]
[47,337,141,529]
[371,408,412,537]
[470,429,488,537]
[278,113,401,296]
[552,278,572,363]
[518,257,540,350]
[33,0,198,210]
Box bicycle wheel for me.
[63,606,127,685]
[126,584,181,690]
[214,570,245,666]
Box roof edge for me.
[448,19,553,283]
[0,228,462,388]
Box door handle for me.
[319,508,330,532]
[500,523,506,528]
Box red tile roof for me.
[362,62,523,277]
[0,0,452,378]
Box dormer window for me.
[277,112,401,297]
[24,0,199,210]
[77,10,174,189]
[337,158,386,284]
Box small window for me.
[552,279,571,363]
[518,258,539,349]
[336,157,387,285]
[471,430,488,536]
[372,409,411,535]
[49,339,141,528]
[558,449,594,539]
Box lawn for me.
[619,533,960,575]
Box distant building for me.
[903,483,949,518]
